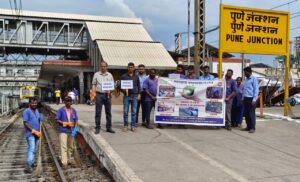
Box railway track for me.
[0,117,59,181]
[43,113,113,182]
[0,110,113,182]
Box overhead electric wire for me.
[270,0,299,10]
[9,0,13,14]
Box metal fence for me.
[0,95,19,116]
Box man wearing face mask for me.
[143,69,158,129]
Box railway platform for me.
[47,104,300,182]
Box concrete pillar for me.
[87,73,91,90]
[78,71,84,104]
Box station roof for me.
[96,41,176,69]
[87,21,177,69]
[0,8,142,24]
[86,22,153,41]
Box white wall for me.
[212,62,250,79]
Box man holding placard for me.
[91,61,115,134]
[120,62,141,132]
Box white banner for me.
[154,77,226,126]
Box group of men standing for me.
[90,61,259,135]
[91,62,159,134]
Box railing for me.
[0,95,19,116]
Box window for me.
[17,69,25,74]
[34,70,40,75]
[6,69,13,75]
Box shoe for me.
[146,125,154,129]
[62,164,68,170]
[122,127,128,132]
[226,126,232,131]
[142,122,146,127]
[241,128,250,131]
[131,127,137,132]
[249,129,255,133]
[24,165,33,173]
[31,163,37,168]
[107,128,116,133]
[95,129,100,134]
[157,124,164,129]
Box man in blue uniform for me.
[241,67,259,133]
[56,96,78,168]
[23,97,42,173]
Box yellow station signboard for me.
[220,5,290,55]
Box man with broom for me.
[56,96,79,169]
[23,97,43,173]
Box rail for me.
[41,123,67,182]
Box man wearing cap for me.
[91,61,115,134]
[56,96,78,168]
[241,67,259,133]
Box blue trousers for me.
[123,95,138,127]
[231,99,244,126]
[26,135,39,166]
[145,100,155,126]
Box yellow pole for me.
[219,51,223,78]
[284,53,290,116]
[218,4,223,79]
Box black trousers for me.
[56,97,60,105]
[136,91,146,123]
[243,97,256,130]
[145,100,155,126]
[95,93,112,130]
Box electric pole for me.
[194,0,206,76]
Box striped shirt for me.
[92,71,114,93]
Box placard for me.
[101,81,115,91]
[121,80,133,89]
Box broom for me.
[71,127,82,168]
[35,123,42,175]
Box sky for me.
[1,0,300,66]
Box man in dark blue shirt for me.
[23,97,41,173]
[225,69,236,131]
[120,62,141,132]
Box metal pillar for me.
[241,53,245,80]
[194,0,206,76]
[175,33,183,54]
[78,71,84,104]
